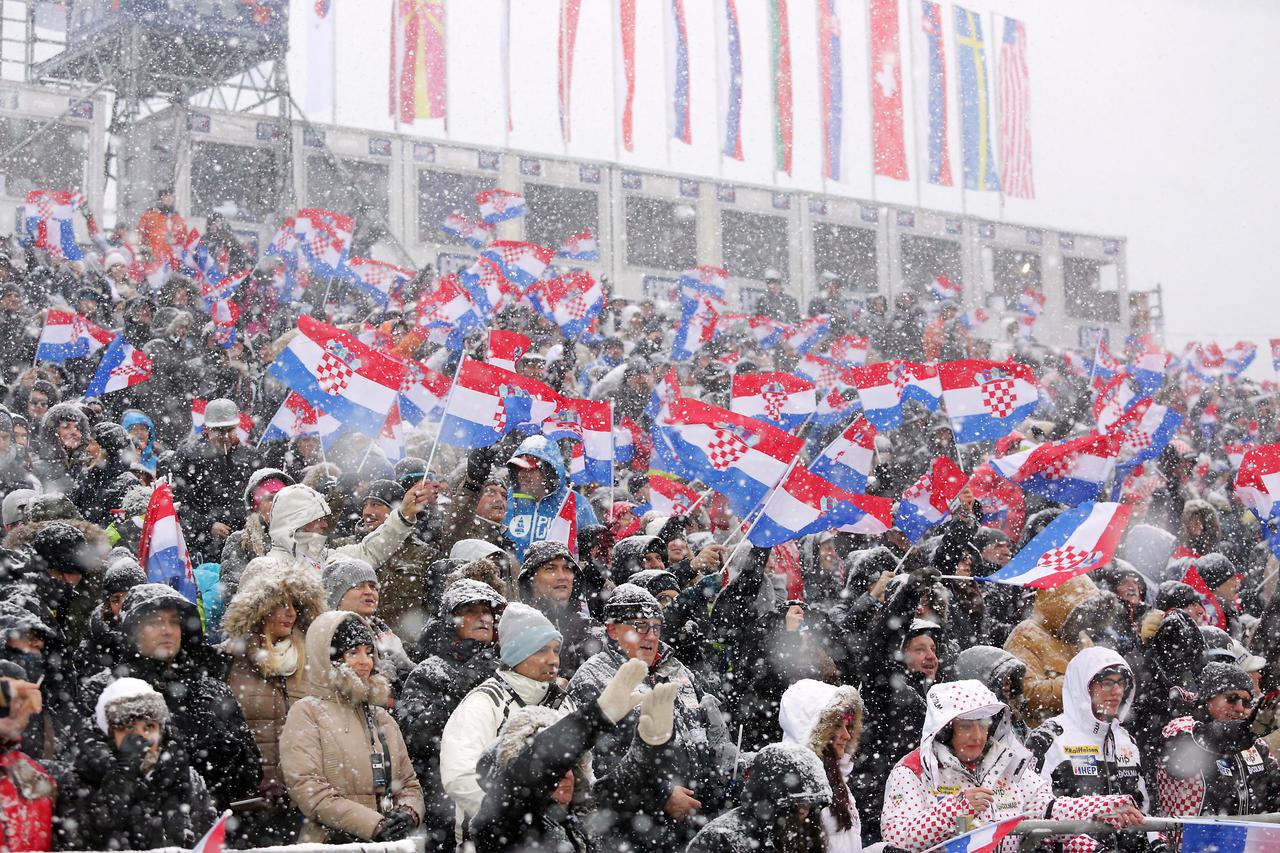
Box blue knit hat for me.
[498,602,562,668]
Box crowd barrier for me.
[1009,813,1280,850]
[69,842,425,853]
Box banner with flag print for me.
[768,0,793,174]
[438,358,561,449]
[979,502,1130,588]
[895,456,968,543]
[955,6,999,191]
[399,359,453,427]
[749,464,892,546]
[616,0,638,151]
[557,230,599,261]
[920,0,953,186]
[849,360,941,429]
[390,0,446,123]
[442,211,492,249]
[137,482,199,603]
[990,432,1120,506]
[731,372,815,429]
[997,16,1034,199]
[476,189,528,225]
[268,315,406,437]
[870,0,908,179]
[36,310,114,362]
[24,190,83,260]
[665,0,692,144]
[716,0,744,160]
[85,336,152,397]
[558,0,582,142]
[939,359,1038,443]
[655,397,804,516]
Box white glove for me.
[638,682,680,746]
[597,658,647,724]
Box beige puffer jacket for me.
[279,611,424,843]
[219,566,327,786]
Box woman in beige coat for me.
[279,610,424,843]
[220,565,326,844]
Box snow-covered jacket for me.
[439,668,576,832]
[779,679,864,853]
[882,680,1134,853]
[239,483,414,582]
[502,435,597,562]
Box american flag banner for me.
[870,0,908,180]
[955,6,1000,191]
[768,0,794,174]
[558,0,582,142]
[716,0,745,161]
[616,0,638,151]
[665,0,692,144]
[997,16,1034,199]
[390,0,446,124]
[920,0,953,186]
[818,0,843,180]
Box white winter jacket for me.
[779,679,864,853]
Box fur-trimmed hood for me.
[219,565,327,663]
[2,518,110,558]
[479,703,594,806]
[779,679,864,758]
[300,610,391,708]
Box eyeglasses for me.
[1094,676,1130,690]
[1222,694,1252,707]
[623,621,662,636]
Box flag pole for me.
[422,349,468,477]
[607,400,615,518]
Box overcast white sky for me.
[289,0,1280,362]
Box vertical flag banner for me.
[665,0,692,144]
[616,0,638,151]
[920,0,953,186]
[717,0,745,160]
[500,0,513,131]
[870,0,908,180]
[558,0,582,142]
[955,6,1000,191]
[997,16,1034,199]
[768,0,794,174]
[391,0,446,124]
[306,0,335,117]
[817,0,843,180]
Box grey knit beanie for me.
[321,558,379,609]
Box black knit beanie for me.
[329,616,376,661]
[1198,662,1254,700]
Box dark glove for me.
[466,444,502,489]
[116,734,151,778]
[373,808,417,841]
[1203,720,1257,754]
[257,778,289,802]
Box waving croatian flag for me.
[809,415,877,494]
[731,372,816,429]
[1130,344,1171,397]
[614,421,635,465]
[1017,289,1046,317]
[828,336,870,367]
[481,241,554,289]
[895,457,968,543]
[981,502,1130,589]
[488,329,532,372]
[938,816,1026,853]
[1110,402,1182,500]
[679,266,729,302]
[438,358,561,449]
[849,360,942,429]
[36,310,115,362]
[991,432,1120,506]
[542,490,579,555]
[442,211,493,249]
[785,316,830,356]
[375,402,405,462]
[398,359,453,427]
[959,307,989,331]
[537,272,603,340]
[294,208,354,278]
[260,392,341,445]
[476,189,528,225]
[646,476,702,516]
[546,397,612,486]
[346,257,414,308]
[24,190,84,260]
[85,336,152,397]
[796,353,849,392]
[415,274,483,349]
[137,483,199,603]
[939,359,1039,443]
[1092,373,1142,433]
[928,274,962,301]
[673,295,721,362]
[1187,342,1226,382]
[459,256,512,317]
[191,400,254,445]
[1235,444,1280,524]
[1178,820,1280,853]
[557,230,600,262]
[655,398,805,516]
[1225,341,1257,378]
[969,463,1026,540]
[268,315,406,437]
[748,316,790,349]
[749,464,893,546]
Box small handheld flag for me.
[137,482,199,604]
[85,336,152,397]
[978,502,1130,589]
[36,310,114,362]
[895,457,968,543]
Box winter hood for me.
[743,742,832,812]
[268,484,331,556]
[508,434,568,490]
[1059,646,1135,734]
[953,645,1027,696]
[300,610,391,707]
[218,564,327,657]
[450,538,506,564]
[1033,574,1101,633]
[778,679,863,758]
[919,679,1030,789]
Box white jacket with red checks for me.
[882,680,1137,853]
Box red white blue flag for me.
[645,476,702,516]
[673,295,721,362]
[818,0,842,180]
[36,310,114,362]
[481,240,554,289]
[749,464,893,546]
[809,415,877,494]
[848,360,942,429]
[557,230,600,262]
[544,489,579,555]
[546,396,612,485]
[476,189,527,225]
[1187,342,1226,382]
[665,0,692,144]
[438,358,561,449]
[979,502,1130,589]
[895,456,968,543]
[929,274,962,302]
[24,190,83,260]
[442,211,492,249]
[717,0,744,160]
[938,815,1025,853]
[959,307,988,331]
[1225,341,1257,378]
[85,336,152,397]
[534,272,603,340]
[679,266,729,302]
[268,315,406,437]
[1018,288,1046,318]
[748,316,790,350]
[398,359,453,427]
[260,392,341,445]
[415,274,483,349]
[990,431,1120,506]
[294,208,354,278]
[1235,444,1280,524]
[997,16,1034,199]
[346,257,414,308]
[137,482,199,604]
[1178,819,1280,853]
[920,0,953,186]
[796,353,849,392]
[828,336,870,367]
[939,359,1038,443]
[785,316,830,356]
[488,329,532,372]
[1271,339,1280,374]
[731,372,815,429]
[459,256,513,317]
